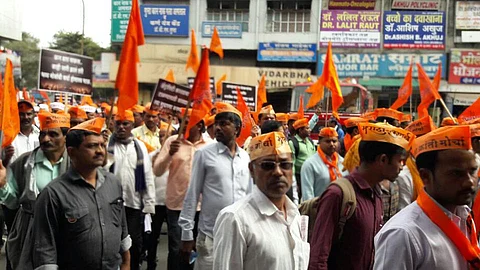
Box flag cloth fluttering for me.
[390,63,413,110]
[417,63,442,119]
[209,27,224,59]
[115,0,145,117]
[459,97,480,122]
[1,59,20,147]
[165,69,176,83]
[298,95,305,119]
[236,87,254,146]
[216,74,227,96]
[186,29,200,73]
[256,74,267,111]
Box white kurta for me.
[374,201,472,270]
[9,127,40,165]
[213,186,310,270]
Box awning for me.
[446,93,479,106]
[359,78,419,87]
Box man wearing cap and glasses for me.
[32,118,132,270]
[375,125,480,269]
[178,102,252,269]
[213,131,310,269]
[0,112,71,269]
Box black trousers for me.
[126,207,143,270]
[3,205,18,270]
[146,205,168,270]
[166,209,200,270]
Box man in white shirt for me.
[105,110,156,270]
[179,102,252,270]
[301,127,348,200]
[213,131,310,270]
[374,125,479,270]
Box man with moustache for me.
[32,118,132,270]
[375,125,480,269]
[213,132,310,269]
[179,102,252,269]
[0,112,71,269]
[132,103,162,150]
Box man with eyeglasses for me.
[178,102,252,270]
[213,131,310,269]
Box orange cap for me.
[130,104,145,114]
[358,122,415,150]
[319,127,338,138]
[440,117,459,127]
[114,110,134,122]
[159,121,173,131]
[288,113,299,121]
[100,102,109,109]
[68,106,88,120]
[203,114,215,127]
[38,112,71,130]
[215,102,243,119]
[144,102,159,116]
[105,105,118,115]
[401,114,412,123]
[69,117,105,135]
[375,108,403,121]
[293,118,309,130]
[259,105,275,115]
[361,111,377,121]
[18,100,35,113]
[405,116,436,137]
[276,113,289,123]
[247,132,292,161]
[345,117,369,128]
[411,125,471,158]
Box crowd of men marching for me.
[0,98,480,270]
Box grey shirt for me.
[33,167,131,270]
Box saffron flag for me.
[236,87,254,147]
[215,74,227,96]
[257,74,267,111]
[209,27,224,59]
[390,63,413,110]
[417,63,441,119]
[1,59,20,147]
[185,48,213,139]
[165,69,176,83]
[81,95,95,106]
[306,79,325,109]
[186,29,200,73]
[115,0,145,117]
[22,87,29,101]
[459,97,480,122]
[298,95,305,119]
[39,90,51,105]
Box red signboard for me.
[328,0,376,10]
[449,50,480,85]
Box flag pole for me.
[433,99,437,120]
[106,95,118,129]
[409,93,412,117]
[177,99,191,139]
[324,90,330,127]
[438,98,457,124]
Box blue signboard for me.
[140,5,189,36]
[383,11,445,50]
[202,22,242,38]
[258,43,317,62]
[317,53,446,78]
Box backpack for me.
[298,177,357,241]
[290,136,315,159]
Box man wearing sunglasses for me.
[213,131,310,269]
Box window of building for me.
[206,1,250,32]
[266,0,311,33]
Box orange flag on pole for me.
[306,78,325,109]
[257,74,267,111]
[1,59,20,147]
[39,90,51,106]
[459,97,480,122]
[22,87,29,101]
[165,69,176,83]
[209,27,224,59]
[236,87,254,147]
[185,48,213,139]
[298,95,305,119]
[186,29,200,73]
[417,63,441,119]
[390,63,413,110]
[81,95,95,106]
[115,0,145,117]
[215,74,227,96]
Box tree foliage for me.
[49,31,108,60]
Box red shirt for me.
[309,170,383,270]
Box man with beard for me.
[309,122,414,270]
[0,112,71,269]
[179,102,252,269]
[105,110,155,270]
[32,118,132,270]
[213,132,310,269]
[375,125,479,269]
[132,103,161,150]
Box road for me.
[0,228,169,270]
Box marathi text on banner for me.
[140,5,189,36]
[456,1,480,30]
[449,50,480,85]
[221,82,256,111]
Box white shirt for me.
[105,139,156,214]
[179,141,252,241]
[374,201,472,270]
[213,186,310,270]
[150,149,167,206]
[9,126,40,164]
[300,153,347,201]
[396,165,414,210]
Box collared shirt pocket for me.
[64,207,91,235]
[110,197,124,227]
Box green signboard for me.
[111,0,132,43]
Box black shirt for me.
[33,167,130,270]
